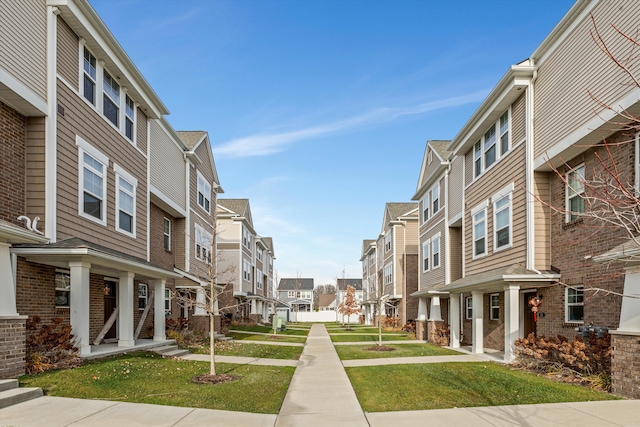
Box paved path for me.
[274,324,369,426]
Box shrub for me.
[165,317,189,331]
[26,316,80,374]
[431,323,450,347]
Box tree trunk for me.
[209,291,216,376]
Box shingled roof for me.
[386,202,418,220]
[218,199,249,216]
[176,131,206,150]
[278,278,314,290]
[337,278,362,291]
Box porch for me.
[83,338,177,360]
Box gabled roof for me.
[261,237,275,257]
[177,131,222,190]
[217,199,253,228]
[382,202,418,232]
[413,140,451,200]
[360,239,376,260]
[439,264,559,293]
[176,131,206,150]
[278,278,314,290]
[337,278,363,291]
[318,294,336,308]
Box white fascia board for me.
[149,185,187,218]
[0,68,48,116]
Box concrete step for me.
[161,349,190,358]
[0,379,18,392]
[214,334,233,342]
[152,345,181,354]
[0,387,43,409]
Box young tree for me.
[337,285,360,331]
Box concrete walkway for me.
[274,324,369,426]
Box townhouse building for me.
[216,199,275,323]
[277,278,314,318]
[360,240,377,325]
[336,278,363,307]
[0,0,224,378]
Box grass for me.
[229,325,309,336]
[188,341,303,360]
[226,332,307,343]
[19,352,294,414]
[335,343,462,360]
[330,333,413,342]
[346,362,621,412]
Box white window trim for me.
[565,163,586,223]
[471,200,488,259]
[138,283,148,310]
[194,224,212,263]
[243,259,251,282]
[465,296,473,320]
[55,270,71,308]
[422,240,430,272]
[257,269,263,289]
[490,293,500,320]
[114,163,137,238]
[197,170,212,214]
[473,108,511,180]
[432,181,440,215]
[163,217,171,251]
[492,183,514,253]
[288,291,296,298]
[76,136,108,226]
[565,285,585,324]
[421,192,430,224]
[164,288,171,313]
[385,231,392,253]
[432,233,441,269]
[243,227,251,250]
[124,93,137,144]
[384,263,393,286]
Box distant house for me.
[336,278,363,308]
[277,278,314,316]
[318,294,337,311]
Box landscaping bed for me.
[335,343,461,360]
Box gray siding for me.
[448,156,464,221]
[149,120,187,211]
[511,92,526,144]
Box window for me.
[369,253,375,268]
[432,235,440,268]
[256,270,263,289]
[288,291,296,298]
[163,218,171,251]
[115,165,137,236]
[103,70,120,126]
[77,137,108,225]
[490,293,500,320]
[566,164,585,222]
[195,226,212,263]
[566,286,584,323]
[83,47,96,104]
[165,288,171,313]
[422,193,430,223]
[243,227,251,249]
[138,284,148,310]
[197,171,211,213]
[125,95,135,141]
[494,194,511,250]
[428,148,433,164]
[385,231,391,252]
[472,204,487,258]
[432,182,440,214]
[474,110,510,178]
[384,263,393,285]
[243,260,251,282]
[465,296,473,319]
[55,271,71,308]
[257,246,263,261]
[422,241,430,272]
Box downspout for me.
[45,6,60,241]
[443,161,451,286]
[403,222,406,324]
[526,61,538,271]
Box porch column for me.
[0,243,17,315]
[69,261,91,356]
[153,279,166,341]
[428,296,442,321]
[619,267,640,332]
[471,290,484,354]
[449,293,461,348]
[417,297,428,321]
[504,284,520,362]
[194,287,206,316]
[250,299,257,314]
[118,272,135,347]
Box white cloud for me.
[213,89,489,158]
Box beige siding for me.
[56,16,78,89]
[25,117,46,225]
[136,109,148,155]
[511,92,526,144]
[419,220,446,291]
[464,150,473,186]
[535,0,640,158]
[404,221,419,255]
[419,149,442,190]
[194,140,215,184]
[534,172,551,270]
[149,120,187,210]
[448,156,464,221]
[448,226,462,282]
[0,0,47,100]
[55,82,147,258]
[464,143,527,275]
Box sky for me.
[90,0,576,287]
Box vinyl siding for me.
[533,171,551,270]
[511,92,526,144]
[535,0,640,158]
[464,143,527,275]
[464,149,473,186]
[55,81,147,258]
[419,220,446,291]
[194,141,215,184]
[448,226,463,282]
[56,16,78,89]
[419,149,443,191]
[448,156,464,221]
[149,120,186,211]
[25,117,46,226]
[0,0,47,101]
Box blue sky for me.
[90,0,575,287]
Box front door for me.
[523,292,537,338]
[104,280,117,340]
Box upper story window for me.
[422,241,430,272]
[125,95,135,141]
[422,193,429,223]
[257,246,263,261]
[472,202,487,259]
[197,171,211,213]
[77,136,108,226]
[195,225,212,264]
[566,286,584,323]
[493,194,511,251]
[566,164,585,222]
[103,71,120,127]
[243,227,251,249]
[115,165,137,237]
[473,110,510,179]
[163,218,171,251]
[83,47,96,104]
[243,259,251,282]
[432,182,440,214]
[432,235,440,268]
[256,269,263,289]
[422,181,442,224]
[385,231,391,252]
[384,263,393,285]
[288,291,296,298]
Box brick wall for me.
[611,332,640,399]
[0,317,27,379]
[0,101,26,225]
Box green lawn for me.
[227,332,307,343]
[229,325,309,336]
[20,352,294,413]
[335,343,461,360]
[330,334,413,342]
[346,362,620,412]
[188,341,303,360]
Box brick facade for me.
[0,101,26,225]
[611,332,640,399]
[0,317,27,379]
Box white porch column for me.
[428,296,442,321]
[504,284,520,362]
[417,297,428,321]
[69,261,91,356]
[250,299,257,314]
[194,287,206,316]
[153,279,166,341]
[471,290,484,354]
[118,272,135,347]
[619,267,640,332]
[0,243,18,315]
[449,293,461,348]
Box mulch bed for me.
[192,373,241,385]
[364,345,396,352]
